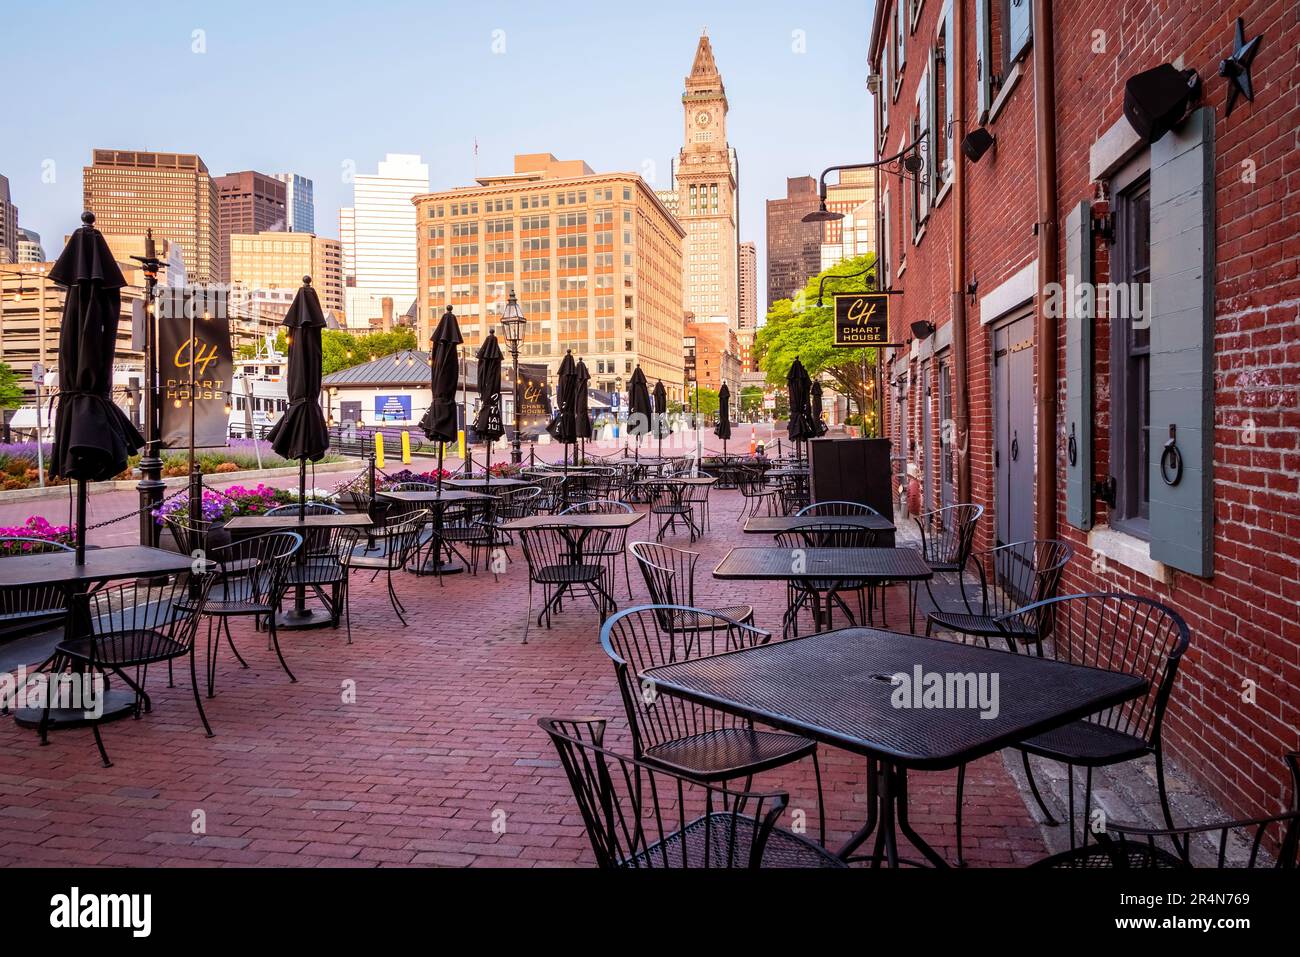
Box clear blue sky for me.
[4,0,872,311]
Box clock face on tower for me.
[695,110,712,128]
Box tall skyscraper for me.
[342,153,429,326]
[673,32,740,328]
[0,175,17,265]
[766,175,822,306]
[228,231,345,320]
[17,229,44,264]
[339,207,355,279]
[83,149,220,284]
[823,168,875,245]
[273,173,315,233]
[412,153,685,394]
[215,171,287,281]
[738,240,757,329]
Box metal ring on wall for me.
[1160,424,1183,487]
[1067,423,1078,468]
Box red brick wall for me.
[873,0,1300,819]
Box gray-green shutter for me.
[975,0,992,121]
[1064,201,1093,530]
[1149,106,1214,577]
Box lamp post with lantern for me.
[499,289,527,465]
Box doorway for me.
[938,356,955,511]
[992,312,1036,587]
[920,359,933,512]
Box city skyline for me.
[2,0,870,315]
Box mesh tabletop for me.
[644,628,1147,770]
[744,515,896,534]
[224,514,374,531]
[501,513,646,531]
[0,545,193,587]
[377,490,493,503]
[714,547,932,582]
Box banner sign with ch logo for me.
[157,288,235,449]
[516,363,552,437]
[833,292,898,348]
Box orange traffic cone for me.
[749,428,756,454]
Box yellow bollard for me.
[401,430,412,464]
[458,429,465,463]
[374,432,385,470]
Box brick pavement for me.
[0,444,1048,868]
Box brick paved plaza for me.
[0,447,1050,868]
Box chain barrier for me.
[80,484,190,532]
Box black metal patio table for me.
[714,545,932,631]
[636,476,715,542]
[0,545,195,732]
[377,489,494,576]
[643,626,1147,867]
[444,477,530,492]
[501,512,645,618]
[225,513,374,628]
[744,514,896,536]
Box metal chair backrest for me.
[0,537,75,624]
[629,541,699,615]
[797,500,881,517]
[540,716,787,869]
[388,481,439,492]
[970,539,1074,623]
[599,605,771,759]
[204,531,303,607]
[915,503,984,568]
[996,592,1190,750]
[163,514,216,555]
[776,522,879,549]
[518,524,604,579]
[85,571,214,658]
[342,510,429,570]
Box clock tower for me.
[675,31,740,330]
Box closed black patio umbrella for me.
[266,277,331,512]
[574,357,593,463]
[546,350,578,473]
[786,357,817,463]
[48,212,145,563]
[474,330,505,490]
[652,379,668,461]
[811,379,829,437]
[627,366,652,461]
[420,305,464,493]
[715,382,733,461]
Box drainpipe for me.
[1032,0,1058,541]
[949,0,971,505]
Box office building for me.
[738,240,757,329]
[766,175,822,306]
[0,175,16,265]
[273,173,315,233]
[342,153,428,328]
[228,230,345,320]
[17,229,44,264]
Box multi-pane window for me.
[451,222,478,237]
[521,215,549,231]
[1111,161,1152,533]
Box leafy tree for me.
[739,385,765,420]
[672,386,720,418]
[238,327,419,376]
[754,254,879,421]
[0,363,25,409]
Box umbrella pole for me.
[75,479,88,565]
[484,442,492,493]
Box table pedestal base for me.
[12,687,138,730]
[837,758,950,868]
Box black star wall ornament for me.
[1218,16,1262,117]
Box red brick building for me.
[869,0,1298,819]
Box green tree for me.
[0,362,25,409]
[672,385,720,418]
[238,327,419,376]
[754,254,879,422]
[739,385,764,420]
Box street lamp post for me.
[130,229,165,547]
[499,290,527,465]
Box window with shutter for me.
[1064,201,1094,531]
[1147,107,1215,577]
[975,0,992,122]
[1004,0,1032,67]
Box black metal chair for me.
[647,480,697,543]
[560,500,635,599]
[177,531,302,695]
[338,510,429,634]
[926,540,1074,645]
[1036,752,1300,869]
[540,717,843,868]
[600,605,826,846]
[924,539,1074,865]
[628,541,754,628]
[48,571,212,766]
[774,523,880,637]
[735,467,779,521]
[521,471,564,512]
[996,593,1191,854]
[915,503,984,610]
[518,524,612,640]
[0,537,74,639]
[264,503,349,633]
